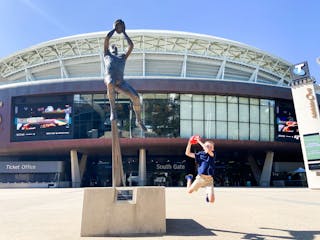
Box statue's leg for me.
[116,81,147,131]
[132,104,147,131]
[105,78,117,121]
[105,77,124,186]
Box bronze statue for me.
[104,19,147,131]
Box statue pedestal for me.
[80,187,166,236]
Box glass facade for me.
[180,94,275,141]
[73,94,109,139]
[143,93,180,138]
[72,93,181,139]
[71,93,275,141]
[10,93,275,141]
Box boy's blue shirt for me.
[195,150,216,177]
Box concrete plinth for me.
[80,187,166,237]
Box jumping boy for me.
[185,136,216,203]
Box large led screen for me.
[11,95,73,141]
[275,100,299,142]
[303,133,320,162]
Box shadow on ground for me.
[166,220,320,240]
[166,219,216,236]
[209,227,320,240]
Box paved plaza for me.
[0,187,320,240]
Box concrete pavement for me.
[0,187,320,240]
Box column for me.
[138,148,147,186]
[259,151,274,187]
[290,62,320,189]
[70,149,81,188]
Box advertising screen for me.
[303,133,320,162]
[11,95,73,141]
[275,100,299,142]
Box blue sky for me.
[0,0,319,82]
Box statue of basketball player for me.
[104,19,147,131]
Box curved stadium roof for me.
[0,30,292,87]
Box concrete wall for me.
[81,187,166,236]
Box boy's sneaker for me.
[185,174,193,181]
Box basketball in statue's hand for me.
[114,19,125,34]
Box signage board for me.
[290,61,310,81]
[11,95,73,141]
[303,133,320,162]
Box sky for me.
[0,0,319,82]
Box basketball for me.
[189,135,200,144]
[114,19,125,34]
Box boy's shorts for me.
[190,174,214,193]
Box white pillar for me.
[138,148,147,186]
[259,151,274,187]
[291,72,320,189]
[70,149,81,188]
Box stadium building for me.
[0,30,311,188]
